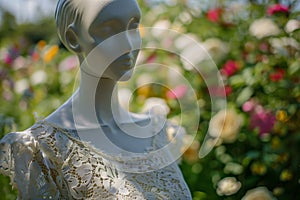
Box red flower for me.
[270,69,285,82]
[207,8,222,23]
[221,60,240,77]
[209,85,232,97]
[267,4,289,15]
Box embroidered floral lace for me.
[0,120,191,199]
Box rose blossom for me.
[269,69,285,82]
[221,60,240,77]
[267,4,289,16]
[242,187,275,200]
[209,109,242,143]
[249,18,280,39]
[207,8,222,23]
[217,177,241,196]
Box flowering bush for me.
[0,0,300,199]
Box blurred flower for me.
[269,69,285,82]
[31,51,40,61]
[249,18,280,39]
[251,162,267,175]
[30,70,48,85]
[166,85,188,99]
[142,97,170,116]
[249,105,276,135]
[151,20,171,38]
[37,40,47,50]
[267,4,289,16]
[280,169,293,181]
[285,19,300,33]
[43,45,59,63]
[182,134,200,163]
[146,53,157,63]
[242,187,275,200]
[15,79,29,94]
[221,60,240,77]
[224,162,244,175]
[206,8,222,23]
[203,38,229,61]
[209,109,242,143]
[209,85,232,97]
[4,54,13,65]
[270,37,300,55]
[59,55,79,71]
[216,177,241,196]
[242,100,256,112]
[276,110,288,122]
[12,56,27,70]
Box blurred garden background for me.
[0,0,300,199]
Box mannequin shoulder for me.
[0,130,36,148]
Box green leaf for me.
[236,87,254,105]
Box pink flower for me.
[242,101,256,112]
[270,69,285,82]
[267,4,289,15]
[146,53,156,63]
[4,54,13,65]
[250,107,276,135]
[207,8,222,23]
[221,60,240,77]
[166,85,188,99]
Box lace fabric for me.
[0,120,192,199]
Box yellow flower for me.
[251,162,267,175]
[43,45,59,63]
[276,110,288,122]
[209,109,242,143]
[280,169,293,181]
[37,40,47,50]
[242,187,275,200]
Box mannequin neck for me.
[75,69,121,127]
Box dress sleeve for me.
[0,131,60,199]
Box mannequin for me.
[47,0,155,154]
[0,0,192,199]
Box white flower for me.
[270,37,300,53]
[151,20,171,38]
[249,18,280,39]
[15,79,29,94]
[142,97,170,116]
[209,109,242,143]
[203,38,229,62]
[285,19,300,33]
[30,70,48,85]
[242,187,276,200]
[217,177,241,196]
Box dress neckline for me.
[33,119,172,173]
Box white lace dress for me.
[0,120,192,199]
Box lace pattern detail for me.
[0,121,192,199]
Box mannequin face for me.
[67,0,141,81]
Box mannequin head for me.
[55,0,141,80]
